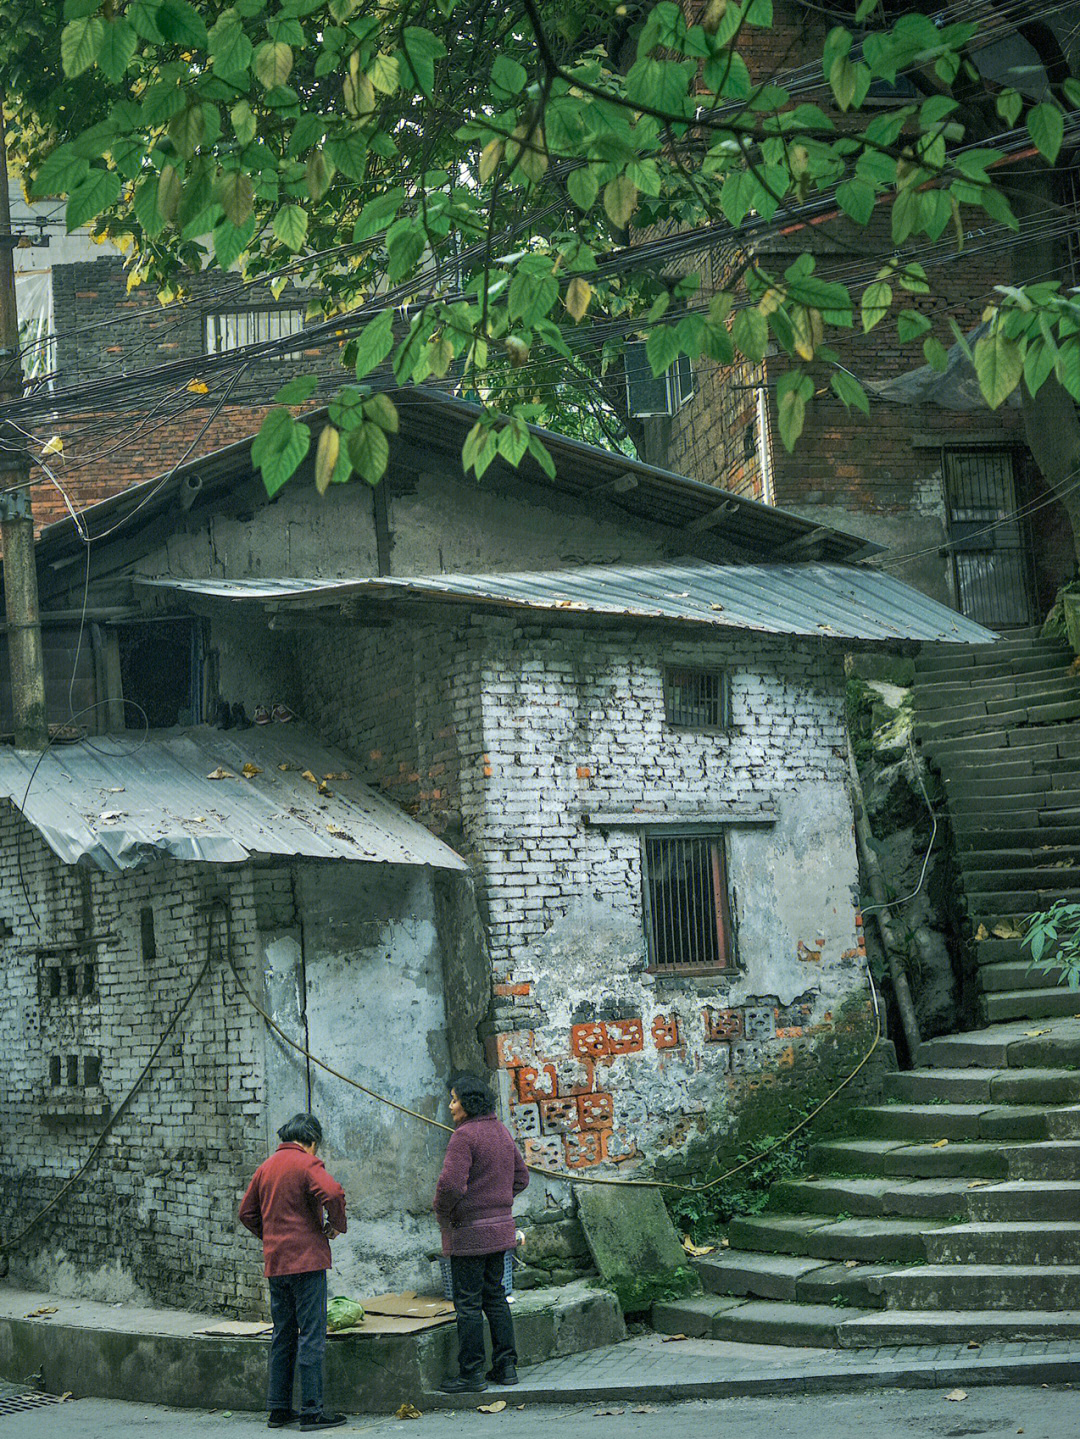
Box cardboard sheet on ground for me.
[328,1292,455,1337]
[194,1321,274,1337]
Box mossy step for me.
[1009,1141,1080,1179]
[965,1181,1080,1221]
[879,1263,1080,1311]
[850,1102,1051,1142]
[839,1308,1080,1347]
[729,1214,936,1264]
[650,1293,747,1339]
[768,1175,974,1220]
[695,1251,828,1302]
[809,1138,1010,1180]
[926,1222,1080,1265]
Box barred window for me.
[642,833,735,973]
[664,667,730,729]
[205,309,305,359]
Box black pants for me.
[267,1269,327,1416]
[450,1251,516,1378]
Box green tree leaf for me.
[491,54,527,95]
[353,309,395,379]
[60,15,103,76]
[214,169,254,227]
[347,420,390,484]
[645,325,681,378]
[96,18,137,82]
[272,203,308,252]
[732,307,768,362]
[897,309,932,343]
[835,178,875,225]
[209,9,253,76]
[254,40,293,89]
[1028,103,1064,163]
[830,370,869,414]
[274,375,318,405]
[212,215,255,269]
[252,409,311,497]
[995,88,1022,128]
[400,26,446,98]
[776,369,814,452]
[65,168,121,231]
[861,280,892,332]
[923,336,949,371]
[973,328,1023,409]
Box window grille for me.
[204,309,305,359]
[664,667,730,729]
[642,833,734,972]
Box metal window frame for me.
[640,828,737,975]
[941,444,1036,628]
[203,308,306,360]
[662,665,732,731]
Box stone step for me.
[948,776,1072,802]
[915,674,1080,711]
[929,723,1080,763]
[976,962,1064,992]
[1008,1140,1080,1179]
[709,1299,879,1348]
[839,1308,1080,1346]
[916,641,1072,672]
[916,1024,1080,1070]
[962,887,1080,914]
[850,1102,1053,1142]
[768,1175,975,1220]
[884,1066,1080,1106]
[958,826,1080,852]
[954,793,1080,821]
[925,1222,1080,1264]
[915,704,1080,742]
[809,1137,1010,1180]
[965,1181,1080,1221]
[878,1263,1080,1311]
[963,864,1080,890]
[728,1214,937,1264]
[960,847,1080,872]
[695,1251,832,1302]
[981,988,1080,1024]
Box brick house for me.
[0,389,990,1312]
[633,0,1078,632]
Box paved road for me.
[0,1387,1072,1439]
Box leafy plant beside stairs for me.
[1024,899,1080,990]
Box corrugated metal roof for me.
[139,561,997,645]
[0,724,467,873]
[32,387,877,576]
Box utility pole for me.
[0,111,47,750]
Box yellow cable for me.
[227,952,883,1196]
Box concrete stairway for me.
[651,629,1080,1349]
[653,1017,1080,1347]
[912,628,1080,1024]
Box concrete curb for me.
[424,1351,1080,1410]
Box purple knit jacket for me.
[433,1113,529,1256]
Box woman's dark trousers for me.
[450,1251,516,1378]
[267,1268,328,1416]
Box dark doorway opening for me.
[117,619,199,728]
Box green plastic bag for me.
[327,1297,365,1332]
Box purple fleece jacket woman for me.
[433,1112,529,1255]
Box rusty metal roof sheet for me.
[0,723,467,873]
[139,561,996,645]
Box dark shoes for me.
[298,1416,347,1432]
[487,1367,519,1386]
[439,1374,488,1393]
[267,1412,297,1429]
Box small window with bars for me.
[642,832,735,973]
[663,667,730,730]
[205,309,306,359]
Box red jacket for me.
[239,1143,348,1277]
[433,1114,529,1257]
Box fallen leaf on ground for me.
[317,780,332,796]
[993,924,1022,940]
[632,1406,658,1414]
[24,1307,57,1318]
[946,1390,967,1402]
[207,768,235,780]
[98,810,126,822]
[720,1237,730,1248]
[222,1412,233,1418]
[394,1403,422,1420]
[844,1260,860,1269]
[974,924,989,942]
[1023,1029,1052,1037]
[301,770,319,784]
[241,763,262,778]
[967,1340,981,1349]
[662,1333,688,1342]
[324,771,352,781]
[477,1400,507,1413]
[593,1410,624,1417]
[682,1237,716,1257]
[931,1139,949,1148]
[967,1179,990,1189]
[327,825,353,840]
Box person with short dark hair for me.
[239,1114,348,1431]
[433,1074,529,1393]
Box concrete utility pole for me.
[0,111,47,750]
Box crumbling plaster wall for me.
[467,621,872,1190]
[0,813,267,1315]
[257,861,455,1298]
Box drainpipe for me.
[847,738,922,1060]
[0,114,47,750]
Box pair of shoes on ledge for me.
[254,704,296,725]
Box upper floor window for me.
[663,666,731,730]
[205,309,305,360]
